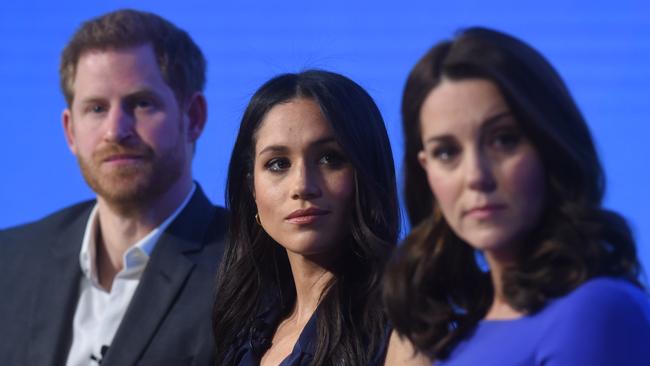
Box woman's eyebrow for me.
[257,145,288,157]
[257,136,338,157]
[422,111,513,147]
[480,111,514,131]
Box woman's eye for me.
[319,151,347,168]
[265,158,290,172]
[431,145,459,162]
[491,130,522,151]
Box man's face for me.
[63,44,200,207]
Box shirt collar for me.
[78,184,197,284]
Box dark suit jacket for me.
[0,186,227,366]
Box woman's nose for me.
[465,149,496,192]
[290,163,322,200]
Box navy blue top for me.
[437,277,650,365]
[228,297,389,365]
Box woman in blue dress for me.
[383,27,650,365]
[212,70,398,365]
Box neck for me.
[285,252,335,325]
[484,250,522,320]
[94,178,193,290]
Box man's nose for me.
[103,106,135,143]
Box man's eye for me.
[134,99,154,109]
[265,158,290,172]
[90,105,106,113]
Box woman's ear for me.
[417,150,428,171]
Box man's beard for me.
[77,137,186,210]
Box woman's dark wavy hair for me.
[383,27,643,359]
[213,70,399,365]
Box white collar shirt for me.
[65,184,196,366]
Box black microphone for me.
[89,345,110,364]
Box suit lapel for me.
[26,206,91,366]
[103,187,216,365]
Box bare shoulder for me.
[384,330,432,366]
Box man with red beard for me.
[0,9,227,366]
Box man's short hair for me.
[60,9,206,107]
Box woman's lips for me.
[285,207,331,224]
[464,204,507,219]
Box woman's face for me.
[418,78,546,261]
[253,98,354,259]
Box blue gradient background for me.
[1,0,648,279]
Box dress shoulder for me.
[538,277,650,366]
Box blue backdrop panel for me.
[1,0,648,278]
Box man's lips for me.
[103,154,144,162]
[285,207,331,224]
[100,153,147,166]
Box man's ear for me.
[184,92,207,143]
[62,109,78,155]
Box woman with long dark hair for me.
[213,70,398,365]
[383,27,650,365]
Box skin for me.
[62,44,206,291]
[252,98,354,365]
[417,78,546,320]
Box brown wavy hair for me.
[383,27,643,359]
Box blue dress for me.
[228,298,389,365]
[437,277,650,365]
